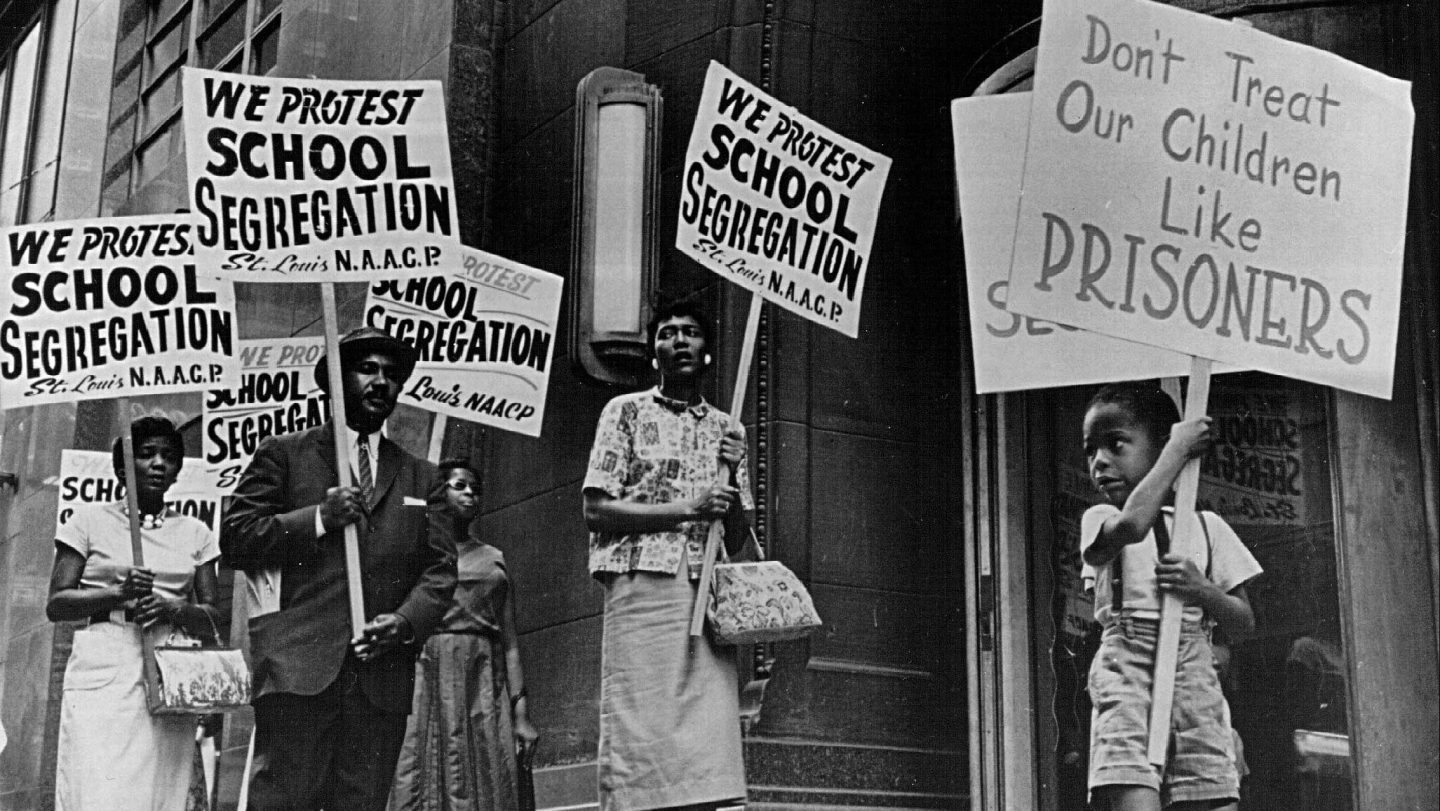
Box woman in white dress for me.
[46,416,221,811]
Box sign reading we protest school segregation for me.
[364,246,563,437]
[203,337,331,494]
[57,449,223,535]
[953,93,1238,393]
[182,68,461,282]
[1006,0,1413,399]
[0,215,239,410]
[677,61,891,338]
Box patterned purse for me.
[147,613,252,715]
[707,532,822,645]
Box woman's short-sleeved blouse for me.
[55,502,219,600]
[583,388,755,580]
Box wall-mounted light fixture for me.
[570,67,663,387]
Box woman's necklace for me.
[124,503,167,529]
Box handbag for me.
[706,531,822,645]
[146,611,252,716]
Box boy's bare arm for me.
[1156,555,1256,637]
[1084,420,1210,567]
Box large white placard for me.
[0,215,239,410]
[1006,0,1413,398]
[57,449,223,535]
[202,337,331,494]
[953,93,1237,393]
[182,68,461,282]
[677,61,891,338]
[364,246,563,437]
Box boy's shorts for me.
[1088,614,1240,806]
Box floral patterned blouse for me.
[583,388,755,580]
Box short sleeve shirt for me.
[55,502,219,601]
[1080,504,1261,626]
[583,388,755,580]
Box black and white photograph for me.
[0,0,1435,809]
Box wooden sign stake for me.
[690,295,763,638]
[319,284,367,638]
[117,396,165,709]
[1148,355,1213,766]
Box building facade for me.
[0,1,1435,809]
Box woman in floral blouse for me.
[582,300,758,811]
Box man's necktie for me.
[356,433,374,504]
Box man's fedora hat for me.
[313,326,420,392]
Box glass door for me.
[1034,374,1355,810]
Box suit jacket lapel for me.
[370,438,401,509]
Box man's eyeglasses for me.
[445,481,481,493]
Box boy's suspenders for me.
[1110,512,1212,614]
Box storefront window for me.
[1040,373,1353,810]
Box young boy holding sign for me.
[1080,383,1261,810]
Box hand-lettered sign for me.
[1,215,239,410]
[953,93,1237,393]
[1006,0,1413,399]
[202,337,331,495]
[677,61,891,338]
[364,246,563,436]
[182,68,461,282]
[57,449,223,535]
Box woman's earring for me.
[704,353,713,366]
[650,358,659,370]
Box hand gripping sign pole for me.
[319,284,367,638]
[690,296,763,638]
[1148,356,1213,766]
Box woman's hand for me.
[688,484,739,519]
[718,427,745,468]
[132,594,188,628]
[514,709,539,768]
[119,566,155,600]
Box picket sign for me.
[689,296,763,638]
[114,395,167,710]
[1148,357,1213,765]
[318,285,368,637]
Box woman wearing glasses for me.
[390,460,538,811]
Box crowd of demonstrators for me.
[582,301,758,811]
[389,459,539,811]
[47,416,221,811]
[45,305,767,811]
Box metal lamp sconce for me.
[570,67,663,387]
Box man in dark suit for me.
[222,326,457,810]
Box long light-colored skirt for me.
[56,622,196,811]
[598,565,746,811]
[390,632,518,811]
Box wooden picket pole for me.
[116,396,166,710]
[1147,355,1213,765]
[319,284,367,638]
[689,296,763,638]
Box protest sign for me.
[1006,0,1413,399]
[181,68,461,282]
[953,93,1240,392]
[57,449,223,535]
[364,246,562,436]
[677,61,891,338]
[0,215,240,410]
[202,337,331,494]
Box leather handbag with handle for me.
[147,607,252,715]
[706,529,822,645]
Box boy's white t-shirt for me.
[1080,504,1262,626]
